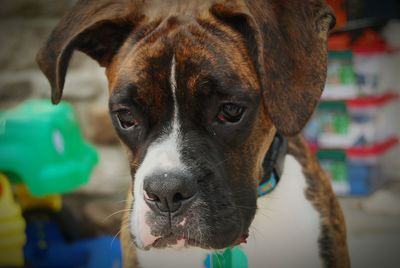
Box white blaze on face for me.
[131,55,187,249]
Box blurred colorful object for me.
[313,138,399,195]
[352,29,389,53]
[15,185,62,212]
[0,100,123,267]
[305,93,399,147]
[306,24,400,196]
[0,173,26,267]
[0,100,98,196]
[24,216,122,268]
[327,0,347,29]
[205,247,248,268]
[323,51,358,99]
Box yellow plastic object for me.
[0,174,26,267]
[15,184,62,212]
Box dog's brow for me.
[109,83,138,105]
[196,77,257,101]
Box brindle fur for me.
[37,1,349,267]
[288,136,351,268]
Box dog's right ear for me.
[36,0,143,104]
[211,0,335,136]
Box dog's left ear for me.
[211,0,335,136]
[36,0,143,104]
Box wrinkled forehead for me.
[109,18,259,92]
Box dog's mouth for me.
[148,231,249,250]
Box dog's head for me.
[37,0,334,250]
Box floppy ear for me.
[211,0,335,136]
[36,0,142,104]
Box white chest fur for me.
[136,155,322,268]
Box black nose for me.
[143,172,198,213]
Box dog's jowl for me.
[37,0,350,267]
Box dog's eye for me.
[116,109,139,129]
[217,103,245,123]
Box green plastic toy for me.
[205,247,248,268]
[0,100,98,196]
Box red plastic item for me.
[327,0,347,29]
[309,137,399,157]
[328,33,352,51]
[352,29,389,54]
[346,137,399,157]
[346,92,399,107]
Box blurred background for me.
[0,0,399,267]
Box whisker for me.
[111,224,130,247]
[211,156,232,168]
[250,225,267,241]
[103,208,132,222]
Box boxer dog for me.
[37,0,350,267]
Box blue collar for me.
[257,133,286,197]
[257,172,278,197]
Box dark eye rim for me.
[113,108,140,130]
[216,102,247,124]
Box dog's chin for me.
[135,231,250,251]
[134,234,196,251]
[152,235,202,249]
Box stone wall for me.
[0,0,117,142]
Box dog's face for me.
[37,0,334,251]
[107,19,273,249]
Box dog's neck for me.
[258,133,288,197]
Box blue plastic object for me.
[24,219,121,268]
[348,164,379,195]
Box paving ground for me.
[339,181,400,268]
